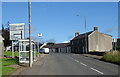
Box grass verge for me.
[4,51,19,57]
[2,58,19,66]
[1,58,19,75]
[2,66,15,75]
[102,51,120,64]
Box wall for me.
[88,31,112,52]
[49,47,71,53]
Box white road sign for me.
[10,23,25,40]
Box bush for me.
[102,51,120,64]
[113,46,120,51]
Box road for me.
[19,53,118,75]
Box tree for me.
[2,22,12,50]
[47,42,55,45]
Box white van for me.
[43,48,49,54]
[40,48,49,54]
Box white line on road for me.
[75,60,79,63]
[80,63,87,66]
[90,67,104,75]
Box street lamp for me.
[76,14,87,53]
[37,33,42,56]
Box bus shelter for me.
[19,39,37,64]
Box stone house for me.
[70,27,112,53]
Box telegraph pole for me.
[28,0,32,67]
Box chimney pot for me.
[94,27,98,31]
[75,32,79,37]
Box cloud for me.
[63,41,70,43]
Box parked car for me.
[40,48,49,54]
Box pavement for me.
[81,54,103,59]
[8,54,46,75]
[18,53,118,75]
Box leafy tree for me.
[2,22,12,50]
[47,42,55,45]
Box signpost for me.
[10,23,25,40]
[9,23,25,58]
[37,33,42,57]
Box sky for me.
[2,2,118,43]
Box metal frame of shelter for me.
[19,39,37,64]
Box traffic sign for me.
[10,23,25,40]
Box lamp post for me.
[76,14,87,53]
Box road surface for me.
[20,53,118,75]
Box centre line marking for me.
[75,60,79,62]
[90,67,104,75]
[80,63,87,66]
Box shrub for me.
[113,46,120,51]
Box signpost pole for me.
[12,40,14,58]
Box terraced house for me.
[70,27,112,54]
[44,43,71,53]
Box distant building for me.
[70,27,112,53]
[43,43,71,53]
[112,38,120,48]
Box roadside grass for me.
[102,51,120,64]
[2,66,15,75]
[2,58,19,66]
[1,58,19,75]
[4,51,40,57]
[4,51,19,57]
[0,58,2,76]
[2,51,40,75]
[35,53,40,56]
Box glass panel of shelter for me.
[19,40,37,64]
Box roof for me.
[43,43,70,48]
[72,30,112,41]
[72,31,93,40]
[99,32,112,37]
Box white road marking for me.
[80,63,87,66]
[75,60,79,62]
[90,67,104,75]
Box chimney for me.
[75,32,79,37]
[94,27,98,31]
